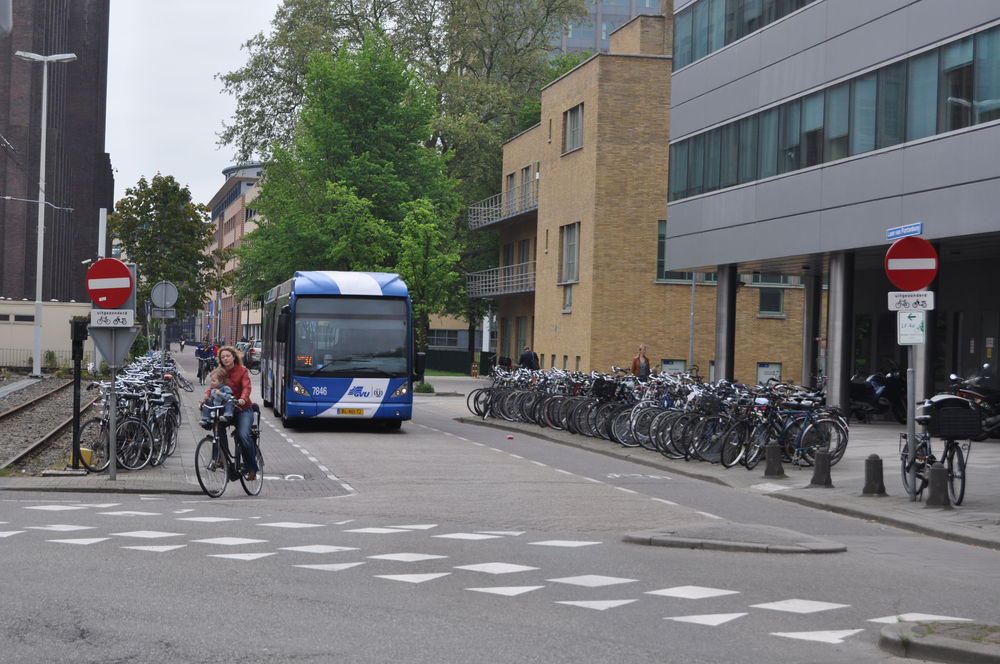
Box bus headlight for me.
[291,379,310,396]
[390,382,409,398]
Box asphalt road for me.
[2,389,998,662]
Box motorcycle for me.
[947,364,1000,441]
[849,363,907,424]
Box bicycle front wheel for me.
[798,418,849,465]
[116,418,153,470]
[195,436,228,498]
[944,443,966,506]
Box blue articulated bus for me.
[260,271,424,428]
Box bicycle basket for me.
[926,406,981,439]
[592,378,616,399]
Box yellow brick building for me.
[465,6,816,385]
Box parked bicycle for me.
[900,394,979,505]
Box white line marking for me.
[509,454,523,459]
[616,487,638,494]
[651,498,679,505]
[555,469,573,475]
[696,511,723,520]
[531,461,546,467]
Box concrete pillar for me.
[825,252,854,410]
[801,271,822,387]
[714,264,738,382]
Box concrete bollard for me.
[862,454,887,496]
[924,462,953,509]
[808,449,833,487]
[763,442,786,478]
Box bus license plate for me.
[338,408,364,415]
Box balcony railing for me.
[467,179,539,230]
[466,261,536,298]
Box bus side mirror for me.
[276,312,289,343]
[413,351,426,383]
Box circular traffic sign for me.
[884,236,938,291]
[86,258,134,309]
[151,281,178,308]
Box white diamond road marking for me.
[376,573,451,584]
[467,586,545,597]
[110,531,184,539]
[751,599,850,614]
[0,531,25,538]
[258,522,324,529]
[344,527,410,534]
[209,553,277,561]
[868,613,972,624]
[477,531,525,536]
[47,538,110,545]
[191,537,268,546]
[666,613,748,626]
[79,503,120,508]
[454,563,539,575]
[529,540,601,548]
[390,524,438,530]
[647,586,740,600]
[556,600,637,611]
[751,482,792,493]
[296,562,366,572]
[25,505,87,511]
[177,517,240,523]
[771,629,865,644]
[99,511,161,516]
[122,545,187,553]
[28,524,95,532]
[433,533,502,541]
[548,575,637,588]
[280,545,359,554]
[368,553,447,562]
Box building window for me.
[427,329,459,347]
[14,315,34,322]
[824,83,850,160]
[559,222,579,284]
[940,37,974,132]
[657,221,693,281]
[907,50,939,140]
[562,284,574,312]
[759,288,784,315]
[974,27,1000,123]
[516,316,529,352]
[500,318,511,361]
[564,104,584,152]
[876,62,906,149]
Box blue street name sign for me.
[886,222,923,241]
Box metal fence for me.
[0,348,88,369]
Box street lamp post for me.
[15,50,76,377]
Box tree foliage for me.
[109,174,228,320]
[234,34,458,306]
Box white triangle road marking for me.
[771,629,865,644]
[375,573,451,584]
[868,613,972,623]
[666,613,748,626]
[556,600,637,611]
[122,545,187,552]
[208,553,277,561]
[47,538,109,545]
[467,586,545,597]
[295,562,366,572]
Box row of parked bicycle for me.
[77,353,193,472]
[466,367,849,470]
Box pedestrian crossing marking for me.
[455,562,539,574]
[281,545,359,554]
[209,552,277,561]
[467,586,545,597]
[123,545,187,553]
[367,553,447,562]
[556,600,637,611]
[47,538,109,545]
[666,613,748,626]
[295,563,366,572]
[548,575,637,587]
[868,613,972,623]
[647,586,740,600]
[751,599,849,613]
[375,573,451,584]
[771,629,864,644]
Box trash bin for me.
[471,361,479,377]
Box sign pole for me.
[108,353,117,481]
[906,347,916,500]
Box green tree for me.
[109,174,228,320]
[395,199,461,351]
[234,34,458,301]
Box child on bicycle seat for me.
[199,367,235,429]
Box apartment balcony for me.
[466,261,536,298]
[467,180,539,230]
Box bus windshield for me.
[293,296,408,377]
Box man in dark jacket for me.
[518,346,537,370]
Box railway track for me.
[0,379,98,471]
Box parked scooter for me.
[947,364,1000,440]
[849,363,907,424]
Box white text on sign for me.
[888,291,935,311]
[90,309,134,327]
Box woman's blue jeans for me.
[220,408,257,473]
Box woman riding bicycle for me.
[216,345,258,482]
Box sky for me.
[106,0,281,207]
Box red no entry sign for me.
[884,236,938,291]
[86,258,134,309]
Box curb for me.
[624,525,847,554]
[879,622,1000,663]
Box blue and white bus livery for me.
[260,271,425,428]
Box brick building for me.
[0,0,113,304]
[466,3,811,384]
